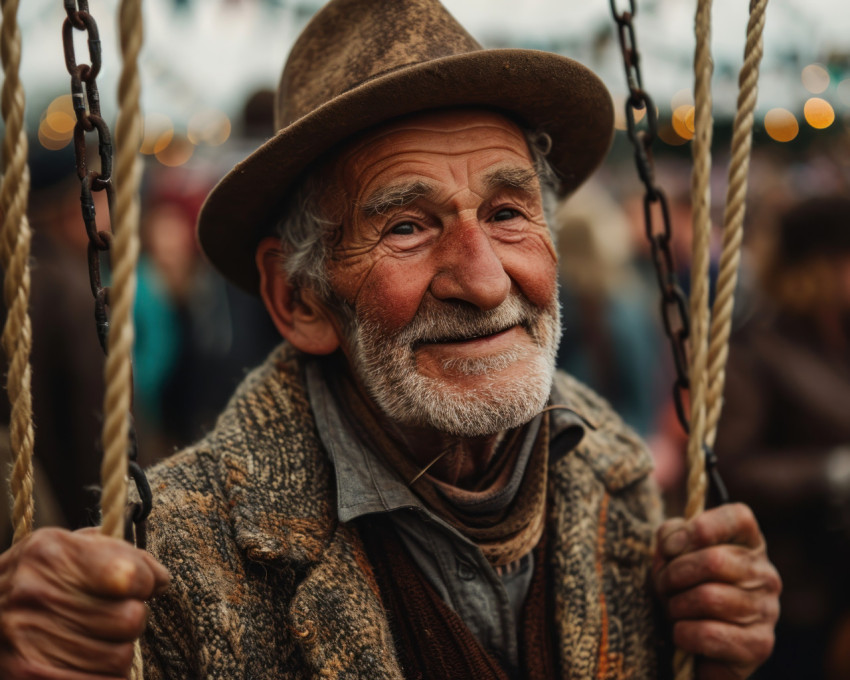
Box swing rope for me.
[100,0,143,542]
[105,0,145,675]
[676,0,769,677]
[683,0,714,523]
[0,0,35,546]
[674,1,714,675]
[704,0,769,449]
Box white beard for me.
[339,291,561,437]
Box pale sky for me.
[16,0,850,129]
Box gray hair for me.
[275,128,560,300]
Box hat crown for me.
[276,0,481,130]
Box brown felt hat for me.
[197,0,615,294]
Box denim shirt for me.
[305,359,587,670]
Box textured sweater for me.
[140,344,665,679]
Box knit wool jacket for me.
[140,344,665,679]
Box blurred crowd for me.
[0,89,848,677]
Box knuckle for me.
[115,599,149,639]
[697,583,725,614]
[6,571,43,608]
[746,626,775,662]
[730,502,754,523]
[702,546,727,576]
[102,555,141,596]
[765,564,783,595]
[20,530,62,563]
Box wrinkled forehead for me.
[320,108,537,211]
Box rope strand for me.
[0,0,35,545]
[104,0,144,674]
[704,0,769,449]
[675,0,714,677]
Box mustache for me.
[392,294,540,348]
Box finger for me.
[673,619,775,672]
[665,582,780,626]
[656,504,763,560]
[654,544,781,595]
[75,539,169,600]
[33,531,168,600]
[13,530,158,602]
[4,607,139,676]
[52,592,150,642]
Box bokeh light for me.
[801,64,830,94]
[671,105,695,140]
[764,108,799,142]
[155,135,194,167]
[38,122,70,150]
[140,113,175,155]
[670,89,693,110]
[187,109,231,147]
[657,122,688,146]
[613,96,648,131]
[804,97,835,129]
[38,95,77,150]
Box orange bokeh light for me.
[804,97,835,129]
[764,108,799,142]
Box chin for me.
[346,291,561,436]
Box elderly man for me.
[0,0,779,678]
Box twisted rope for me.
[674,0,714,677]
[675,1,768,678]
[0,0,35,546]
[102,0,144,675]
[704,0,769,449]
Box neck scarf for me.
[337,371,550,567]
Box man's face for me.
[321,110,561,436]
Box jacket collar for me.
[217,344,653,567]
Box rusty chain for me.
[608,0,728,505]
[62,0,152,544]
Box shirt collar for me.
[305,358,588,524]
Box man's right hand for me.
[0,527,170,679]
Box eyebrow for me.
[359,180,433,217]
[483,166,540,194]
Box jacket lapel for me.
[216,344,402,678]
[548,372,660,678]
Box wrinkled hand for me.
[0,527,170,679]
[653,503,781,680]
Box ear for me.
[256,237,341,355]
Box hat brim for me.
[198,48,614,294]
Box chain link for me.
[608,0,728,505]
[62,0,152,536]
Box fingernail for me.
[662,528,688,555]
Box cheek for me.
[353,259,433,332]
[501,237,559,308]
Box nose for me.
[429,219,511,310]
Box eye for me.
[492,208,520,222]
[389,221,417,236]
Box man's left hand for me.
[652,503,781,679]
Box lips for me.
[413,324,521,348]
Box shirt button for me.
[456,558,477,581]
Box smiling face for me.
[316,109,562,436]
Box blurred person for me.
[715,194,850,679]
[554,180,660,436]
[0,144,108,539]
[135,167,279,459]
